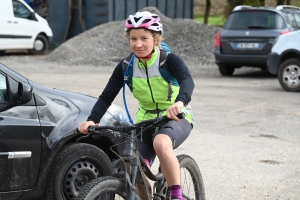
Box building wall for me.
[194,0,300,15]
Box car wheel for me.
[278,58,300,92]
[44,143,111,200]
[29,35,48,55]
[217,64,235,76]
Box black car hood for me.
[28,80,130,127]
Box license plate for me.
[236,43,259,49]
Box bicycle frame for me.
[79,114,186,200]
[109,127,166,200]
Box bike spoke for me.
[181,167,196,199]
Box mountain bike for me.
[75,114,205,200]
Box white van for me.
[0,0,53,55]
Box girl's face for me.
[129,28,156,58]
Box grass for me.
[194,14,226,27]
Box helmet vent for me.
[152,23,159,26]
[134,17,142,23]
[142,19,151,24]
[127,20,132,24]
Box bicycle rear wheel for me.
[154,154,205,200]
[75,176,140,200]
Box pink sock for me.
[169,185,183,200]
[143,158,150,166]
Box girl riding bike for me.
[78,10,195,200]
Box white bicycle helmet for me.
[125,11,163,34]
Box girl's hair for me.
[125,28,163,48]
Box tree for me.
[277,0,291,5]
[204,0,211,24]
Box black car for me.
[0,62,130,199]
[214,5,300,76]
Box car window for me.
[285,12,298,28]
[225,10,286,30]
[0,73,8,103]
[293,12,300,28]
[12,0,31,19]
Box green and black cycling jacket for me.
[87,49,195,124]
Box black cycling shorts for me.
[135,119,192,166]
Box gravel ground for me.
[0,7,299,199]
[0,56,299,200]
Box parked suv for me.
[267,30,300,92]
[214,5,300,76]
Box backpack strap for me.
[159,49,175,101]
[122,53,134,71]
[159,49,168,70]
[122,53,135,125]
[122,53,135,91]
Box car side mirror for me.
[29,12,37,21]
[17,82,33,104]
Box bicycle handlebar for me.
[88,113,185,133]
[76,113,185,142]
[87,113,185,134]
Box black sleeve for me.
[166,53,195,106]
[87,61,124,123]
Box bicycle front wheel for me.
[178,154,206,200]
[75,176,140,200]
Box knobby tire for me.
[75,176,140,200]
[76,154,205,200]
[177,154,206,200]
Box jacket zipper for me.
[143,63,160,117]
[144,65,155,103]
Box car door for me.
[0,0,14,49]
[0,70,41,192]
[11,0,37,48]
[0,17,13,49]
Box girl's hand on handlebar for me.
[167,101,184,122]
[78,121,99,134]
